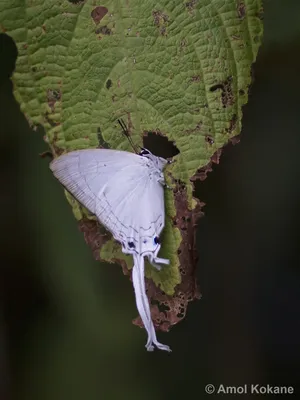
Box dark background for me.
[1,1,299,399]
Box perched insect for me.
[50,120,172,352]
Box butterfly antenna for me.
[117,119,140,154]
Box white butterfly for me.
[50,144,172,352]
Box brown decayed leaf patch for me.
[237,1,246,19]
[95,25,111,35]
[91,6,108,25]
[152,10,169,36]
[210,77,234,108]
[47,88,61,111]
[190,148,222,182]
[133,182,203,331]
[77,183,203,332]
[78,219,109,260]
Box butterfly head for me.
[139,148,168,171]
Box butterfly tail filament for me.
[132,254,171,352]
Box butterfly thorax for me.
[139,148,167,186]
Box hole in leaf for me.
[210,77,234,108]
[205,135,214,145]
[106,79,112,89]
[143,132,179,159]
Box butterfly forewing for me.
[50,149,144,214]
[50,149,165,252]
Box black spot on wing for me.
[154,236,160,245]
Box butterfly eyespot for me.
[154,236,160,245]
[128,241,135,248]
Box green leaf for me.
[1,0,263,328]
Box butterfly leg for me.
[164,183,172,190]
[149,247,170,267]
[148,254,170,270]
[159,180,172,190]
[149,261,162,271]
[160,178,172,190]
